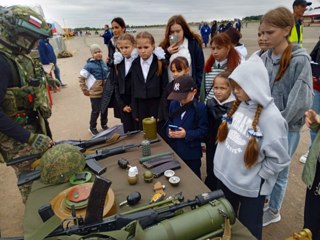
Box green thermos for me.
[142,117,157,140]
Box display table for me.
[24,132,256,239]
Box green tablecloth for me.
[24,133,256,239]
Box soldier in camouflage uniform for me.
[0,5,58,202]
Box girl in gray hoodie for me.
[259,7,313,227]
[214,55,290,240]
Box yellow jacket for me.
[289,22,303,47]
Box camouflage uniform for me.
[0,5,54,202]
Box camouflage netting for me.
[40,143,85,184]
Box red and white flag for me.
[28,15,42,28]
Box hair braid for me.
[217,99,241,142]
[244,104,263,168]
[275,44,293,81]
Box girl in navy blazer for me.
[131,31,169,130]
[113,33,139,132]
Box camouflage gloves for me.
[46,73,61,91]
[28,133,53,152]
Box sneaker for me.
[60,83,67,87]
[299,151,309,164]
[88,127,99,136]
[263,209,281,227]
[101,125,109,130]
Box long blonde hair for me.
[261,7,294,81]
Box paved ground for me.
[0,22,318,239]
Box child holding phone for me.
[159,57,190,142]
[167,75,208,178]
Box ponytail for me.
[275,43,292,81]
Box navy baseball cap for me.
[293,0,312,6]
[167,75,197,101]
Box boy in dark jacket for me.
[167,75,208,178]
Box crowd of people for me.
[0,0,320,239]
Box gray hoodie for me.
[261,46,313,131]
[214,55,291,197]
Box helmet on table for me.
[40,143,86,184]
[0,5,51,53]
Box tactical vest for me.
[289,23,303,47]
[0,44,52,135]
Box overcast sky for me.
[2,0,320,28]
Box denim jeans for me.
[54,64,62,84]
[310,89,320,143]
[269,131,300,212]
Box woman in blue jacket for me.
[38,37,66,86]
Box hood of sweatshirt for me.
[266,44,310,65]
[235,44,248,58]
[229,55,272,108]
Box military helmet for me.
[40,143,86,184]
[0,5,51,53]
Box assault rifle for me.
[27,176,233,239]
[17,138,160,186]
[6,129,140,166]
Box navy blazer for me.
[131,55,168,99]
[188,38,205,89]
[168,100,208,160]
[114,60,132,109]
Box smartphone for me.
[168,124,180,131]
[169,35,178,45]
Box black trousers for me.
[135,98,160,130]
[204,140,218,190]
[184,158,201,179]
[120,110,138,133]
[304,161,320,240]
[218,180,265,240]
[119,95,138,133]
[90,98,107,128]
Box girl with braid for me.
[213,56,290,240]
[260,7,313,227]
